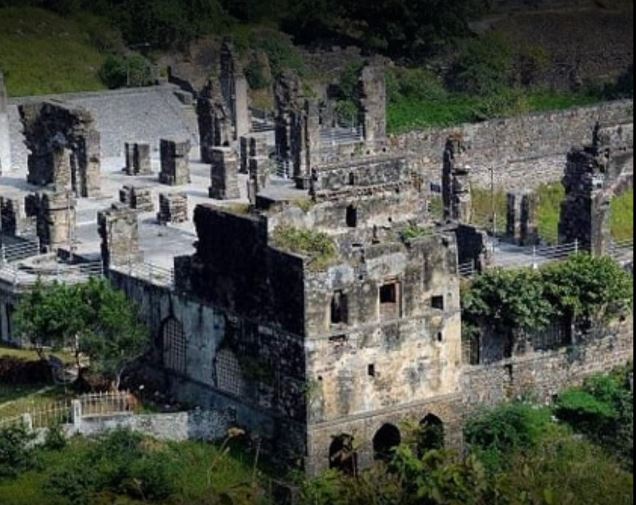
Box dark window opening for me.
[348,172,355,185]
[373,424,401,462]
[437,332,443,343]
[330,435,358,475]
[329,334,348,345]
[368,364,376,377]
[330,291,348,325]
[380,282,400,321]
[346,206,358,228]
[418,415,445,456]
[431,296,445,311]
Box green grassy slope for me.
[0,7,106,97]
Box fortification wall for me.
[392,100,634,191]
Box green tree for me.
[542,254,633,326]
[13,279,150,389]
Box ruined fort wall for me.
[392,100,634,191]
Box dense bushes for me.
[0,425,36,479]
[99,54,155,89]
[462,254,633,338]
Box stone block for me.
[209,147,240,200]
[159,139,191,186]
[125,142,152,175]
[157,193,188,224]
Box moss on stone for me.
[271,226,337,271]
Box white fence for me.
[0,238,40,264]
[112,261,175,289]
[0,260,103,289]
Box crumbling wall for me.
[19,101,101,197]
[0,72,10,175]
[392,100,634,191]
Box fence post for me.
[72,400,82,432]
[532,245,538,270]
[21,413,33,433]
[574,239,579,254]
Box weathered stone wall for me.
[391,100,634,191]
[0,72,10,174]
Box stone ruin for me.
[97,204,142,269]
[159,139,191,186]
[209,147,240,200]
[0,195,34,237]
[196,39,251,161]
[124,142,152,176]
[25,191,76,252]
[559,122,634,255]
[442,135,472,223]
[0,71,10,175]
[119,185,154,212]
[19,101,101,197]
[357,64,387,150]
[506,191,539,246]
[158,192,188,224]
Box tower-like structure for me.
[0,71,11,175]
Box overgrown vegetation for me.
[13,278,150,389]
[610,188,634,243]
[462,254,633,338]
[271,226,337,270]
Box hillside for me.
[0,8,106,97]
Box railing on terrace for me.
[0,260,103,289]
[490,241,580,269]
[112,261,175,289]
[0,391,138,430]
[320,126,364,147]
[0,237,41,264]
[609,239,634,263]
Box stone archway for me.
[329,434,358,475]
[373,424,401,462]
[418,414,445,456]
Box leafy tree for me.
[13,278,150,389]
[542,253,633,326]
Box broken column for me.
[0,195,34,237]
[220,40,251,141]
[25,191,76,252]
[159,139,191,186]
[291,99,321,188]
[119,185,154,212]
[158,193,188,224]
[442,135,472,223]
[357,63,387,151]
[507,191,539,245]
[209,147,240,200]
[124,142,152,175]
[197,80,232,162]
[97,204,142,269]
[559,123,634,255]
[19,101,101,197]
[0,71,10,175]
[274,72,303,169]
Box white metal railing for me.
[0,260,103,289]
[0,239,40,264]
[458,260,477,278]
[113,261,175,289]
[609,239,634,263]
[320,126,364,147]
[491,241,580,269]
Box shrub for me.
[99,54,154,89]
[43,424,67,451]
[0,424,36,479]
[272,226,337,270]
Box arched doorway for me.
[373,424,401,461]
[161,317,186,375]
[329,434,357,475]
[418,414,445,456]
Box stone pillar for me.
[157,193,188,224]
[26,191,76,252]
[198,80,232,162]
[159,139,191,186]
[209,147,240,200]
[507,191,539,245]
[97,204,142,269]
[291,99,321,188]
[124,142,152,175]
[0,71,10,175]
[119,185,154,212]
[442,136,472,223]
[274,72,303,167]
[52,146,73,191]
[220,40,251,141]
[357,64,387,151]
[0,195,34,237]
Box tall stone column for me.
[0,72,10,175]
[209,147,240,200]
[357,64,387,151]
[442,136,472,223]
[220,40,251,141]
[291,99,321,188]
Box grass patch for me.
[271,226,337,270]
[0,7,107,96]
[610,189,634,243]
[400,224,432,242]
[0,385,72,420]
[470,187,507,234]
[536,182,566,245]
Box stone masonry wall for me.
[391,100,633,191]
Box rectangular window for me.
[368,364,376,377]
[346,206,358,228]
[379,282,400,321]
[331,291,348,325]
[431,295,445,311]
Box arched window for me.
[329,434,357,475]
[373,424,401,461]
[215,348,245,397]
[418,414,445,456]
[162,317,186,374]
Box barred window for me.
[216,348,245,397]
[162,318,187,374]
